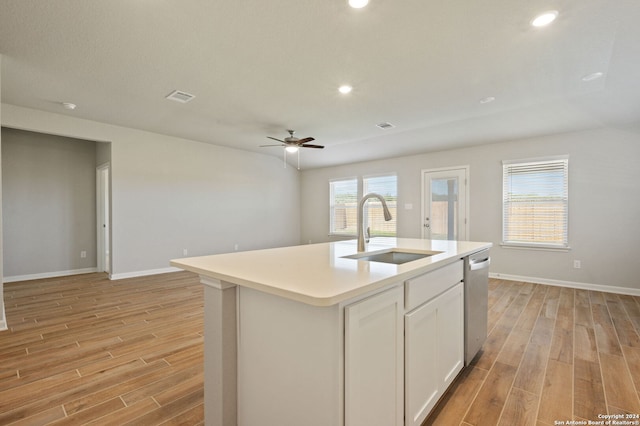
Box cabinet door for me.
[345,286,404,426]
[405,296,439,426]
[437,282,464,389]
[405,282,464,426]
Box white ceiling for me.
[1,0,639,169]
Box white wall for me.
[301,127,640,292]
[2,99,637,294]
[1,104,301,279]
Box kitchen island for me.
[171,237,491,426]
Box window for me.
[330,178,358,235]
[502,157,569,249]
[363,175,397,237]
[329,174,397,236]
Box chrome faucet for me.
[357,193,393,252]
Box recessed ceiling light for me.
[348,0,369,8]
[581,72,604,82]
[479,96,496,104]
[338,85,353,94]
[376,122,395,129]
[531,11,558,27]
[62,102,77,110]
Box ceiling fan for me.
[260,130,324,153]
[260,130,324,169]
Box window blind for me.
[502,158,568,248]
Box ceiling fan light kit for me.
[348,0,369,9]
[260,130,324,169]
[531,10,558,27]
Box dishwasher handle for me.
[469,257,491,271]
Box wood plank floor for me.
[425,279,640,426]
[0,271,204,425]
[2,273,639,425]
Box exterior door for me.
[422,167,468,240]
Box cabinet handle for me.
[469,258,490,271]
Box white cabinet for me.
[404,282,464,426]
[438,282,465,389]
[345,261,465,426]
[345,286,404,426]
[405,295,438,426]
[221,259,466,426]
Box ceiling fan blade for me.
[267,136,285,143]
[297,137,315,143]
[301,144,324,149]
[259,144,285,147]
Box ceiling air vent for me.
[165,90,196,103]
[376,122,395,129]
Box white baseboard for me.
[490,272,640,297]
[110,267,183,280]
[3,268,99,283]
[3,266,184,282]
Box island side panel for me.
[201,277,237,426]
[237,286,343,426]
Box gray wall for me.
[1,104,301,278]
[96,141,111,166]
[301,127,640,291]
[2,128,97,278]
[0,55,5,329]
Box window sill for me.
[500,243,571,253]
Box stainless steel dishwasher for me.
[464,249,491,365]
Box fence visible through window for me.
[332,202,397,236]
[330,174,397,236]
[502,157,569,248]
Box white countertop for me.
[170,238,491,307]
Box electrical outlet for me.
[573,260,581,269]
[183,248,188,256]
[80,250,87,258]
[234,244,239,251]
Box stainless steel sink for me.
[342,249,443,265]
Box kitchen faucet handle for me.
[365,226,371,243]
